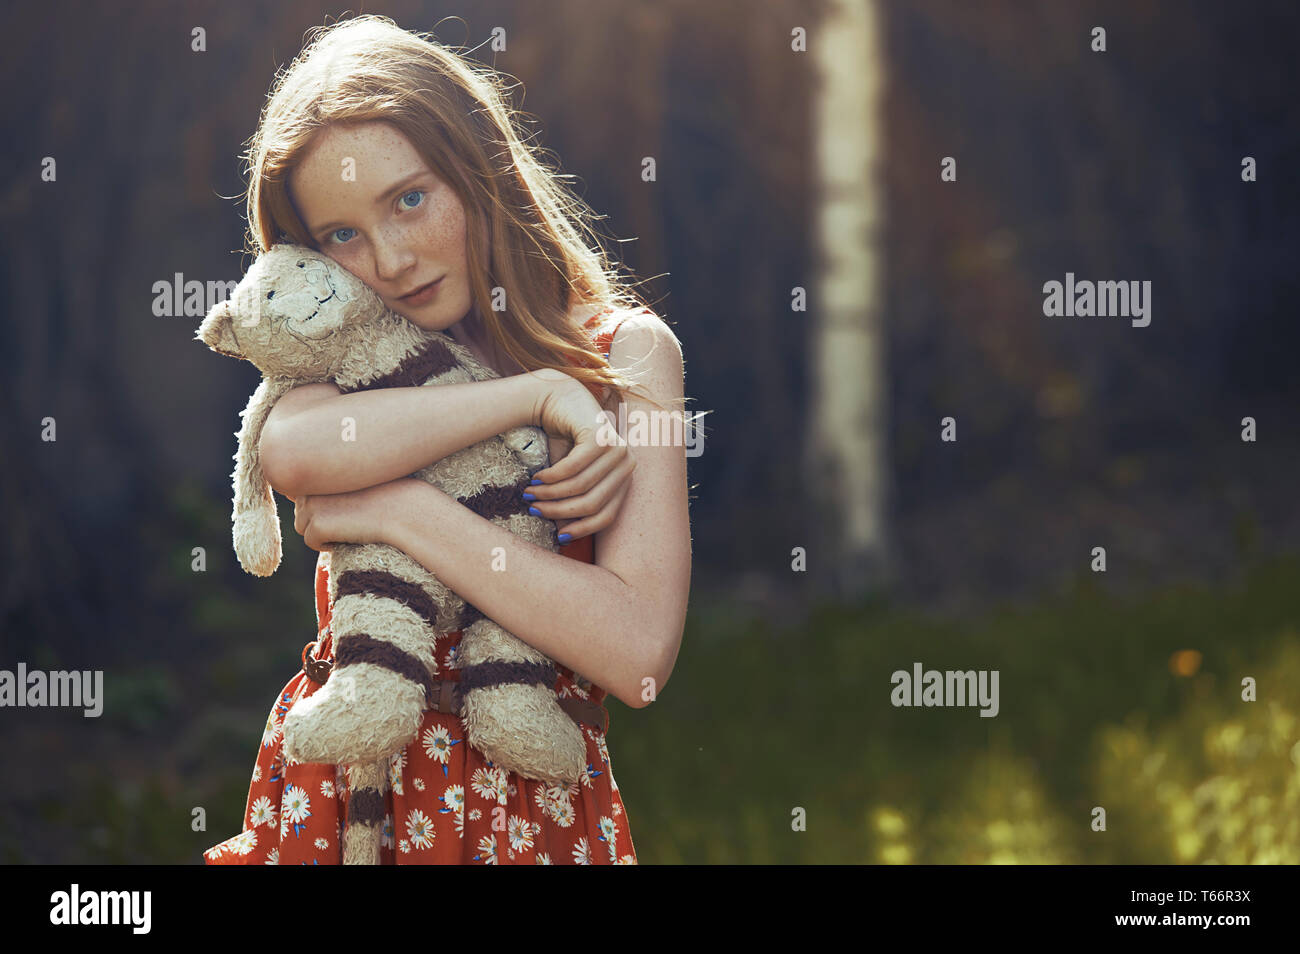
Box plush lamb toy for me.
[196,244,589,864]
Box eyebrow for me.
[307,170,432,237]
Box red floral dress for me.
[205,307,644,865]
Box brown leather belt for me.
[302,640,609,735]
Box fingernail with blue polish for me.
[529,478,543,485]
[558,533,572,544]
[522,492,536,501]
[529,506,541,517]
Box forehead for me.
[289,122,431,223]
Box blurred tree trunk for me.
[806,0,891,600]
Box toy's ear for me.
[197,298,244,359]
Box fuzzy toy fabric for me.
[196,244,588,864]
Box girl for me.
[203,15,691,865]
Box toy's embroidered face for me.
[260,253,355,344]
[198,245,384,378]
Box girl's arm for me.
[383,314,691,711]
[260,371,554,499]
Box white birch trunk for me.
[806,0,890,597]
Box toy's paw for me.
[281,669,425,765]
[461,684,588,785]
[280,699,332,765]
[502,425,550,474]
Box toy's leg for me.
[283,580,437,765]
[458,619,588,784]
[342,760,388,865]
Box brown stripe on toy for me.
[335,568,441,629]
[341,336,462,393]
[458,659,557,693]
[335,634,435,705]
[453,602,485,632]
[347,787,386,827]
[460,477,535,521]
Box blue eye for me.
[330,227,355,245]
[399,190,424,210]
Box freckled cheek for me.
[410,201,468,262]
[323,246,374,285]
[323,244,369,278]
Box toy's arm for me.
[260,371,561,499]
[231,375,300,576]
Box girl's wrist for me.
[524,368,571,428]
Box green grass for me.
[3,554,1296,863]
[607,556,1300,863]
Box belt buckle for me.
[302,640,333,684]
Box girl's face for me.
[288,121,473,333]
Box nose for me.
[371,225,416,285]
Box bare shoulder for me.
[605,309,684,387]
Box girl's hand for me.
[290,478,415,552]
[527,369,636,542]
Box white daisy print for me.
[507,815,536,852]
[320,779,335,799]
[399,839,411,853]
[388,749,407,795]
[440,784,465,815]
[551,798,576,829]
[474,834,497,864]
[380,813,394,849]
[261,711,281,748]
[536,783,576,828]
[248,796,277,829]
[535,852,553,865]
[468,808,482,822]
[470,766,508,804]
[230,829,258,856]
[406,809,435,850]
[314,836,329,850]
[281,785,311,838]
[616,855,636,865]
[264,848,279,865]
[251,762,262,783]
[572,837,592,865]
[422,724,458,768]
[413,777,425,791]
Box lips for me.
[400,277,442,300]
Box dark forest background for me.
[1,0,1297,864]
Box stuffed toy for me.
[196,244,589,864]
